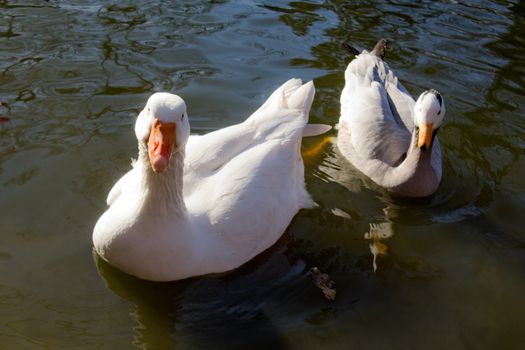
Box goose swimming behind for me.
[338,39,445,197]
[93,79,330,281]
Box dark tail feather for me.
[372,38,387,60]
[341,42,360,56]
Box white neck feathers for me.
[137,141,187,217]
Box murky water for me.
[1,0,524,348]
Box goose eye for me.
[436,94,443,106]
[181,113,185,121]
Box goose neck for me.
[138,142,187,215]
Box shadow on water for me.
[95,258,188,349]
[94,244,296,349]
[93,220,438,349]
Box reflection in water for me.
[93,245,304,349]
[302,135,334,161]
[318,141,396,271]
[364,221,394,272]
[317,141,375,193]
[94,252,186,349]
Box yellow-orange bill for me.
[418,123,433,150]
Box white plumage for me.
[93,79,328,281]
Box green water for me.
[1,0,524,349]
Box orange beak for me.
[147,118,177,172]
[417,123,433,151]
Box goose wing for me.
[340,52,414,166]
[184,79,315,196]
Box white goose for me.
[338,39,445,197]
[93,79,329,281]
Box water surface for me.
[1,0,524,349]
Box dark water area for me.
[1,0,524,349]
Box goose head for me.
[414,89,445,151]
[135,93,191,172]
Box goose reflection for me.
[364,221,394,272]
[93,246,295,349]
[318,141,395,272]
[94,251,188,349]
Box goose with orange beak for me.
[134,92,190,174]
[338,39,445,197]
[92,79,330,281]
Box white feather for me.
[93,79,328,281]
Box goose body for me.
[93,79,328,281]
[338,39,445,197]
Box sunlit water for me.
[1,0,524,349]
